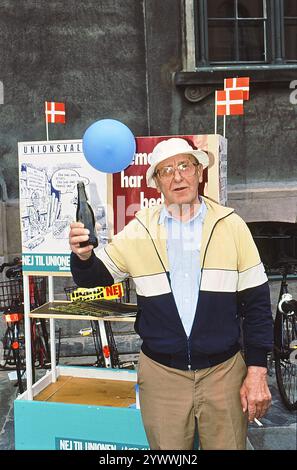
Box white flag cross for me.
[216,90,243,115]
[225,78,249,94]
[46,102,66,123]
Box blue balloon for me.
[82,119,136,173]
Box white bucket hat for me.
[146,137,209,188]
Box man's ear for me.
[198,164,204,183]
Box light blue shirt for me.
[159,200,207,337]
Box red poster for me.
[112,135,208,234]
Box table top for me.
[29,300,137,323]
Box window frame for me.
[176,0,297,91]
[195,0,271,65]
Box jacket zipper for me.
[187,342,191,370]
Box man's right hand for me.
[69,222,93,261]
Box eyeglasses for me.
[155,161,199,179]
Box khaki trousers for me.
[137,350,248,450]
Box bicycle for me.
[248,224,297,411]
[0,258,26,392]
[0,258,52,391]
[273,261,297,411]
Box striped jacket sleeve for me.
[235,215,273,367]
[70,251,115,287]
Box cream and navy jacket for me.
[71,196,273,370]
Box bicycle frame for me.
[274,267,297,411]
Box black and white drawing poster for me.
[18,140,108,275]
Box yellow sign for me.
[70,283,123,302]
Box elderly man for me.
[69,137,273,450]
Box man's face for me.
[154,153,203,207]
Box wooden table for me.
[29,300,137,323]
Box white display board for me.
[18,140,108,275]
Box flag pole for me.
[45,101,49,141]
[223,115,226,138]
[214,91,217,134]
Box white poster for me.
[18,140,108,274]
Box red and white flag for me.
[45,101,66,124]
[216,89,244,116]
[224,77,250,100]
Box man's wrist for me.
[77,252,92,261]
[247,365,268,376]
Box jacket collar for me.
[135,196,234,229]
[134,196,235,269]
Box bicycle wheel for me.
[274,309,297,410]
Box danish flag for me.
[45,101,66,124]
[224,77,250,100]
[216,90,244,116]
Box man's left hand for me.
[240,366,272,422]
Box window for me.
[195,0,297,67]
[284,0,297,61]
[176,0,297,95]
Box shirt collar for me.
[158,197,207,225]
